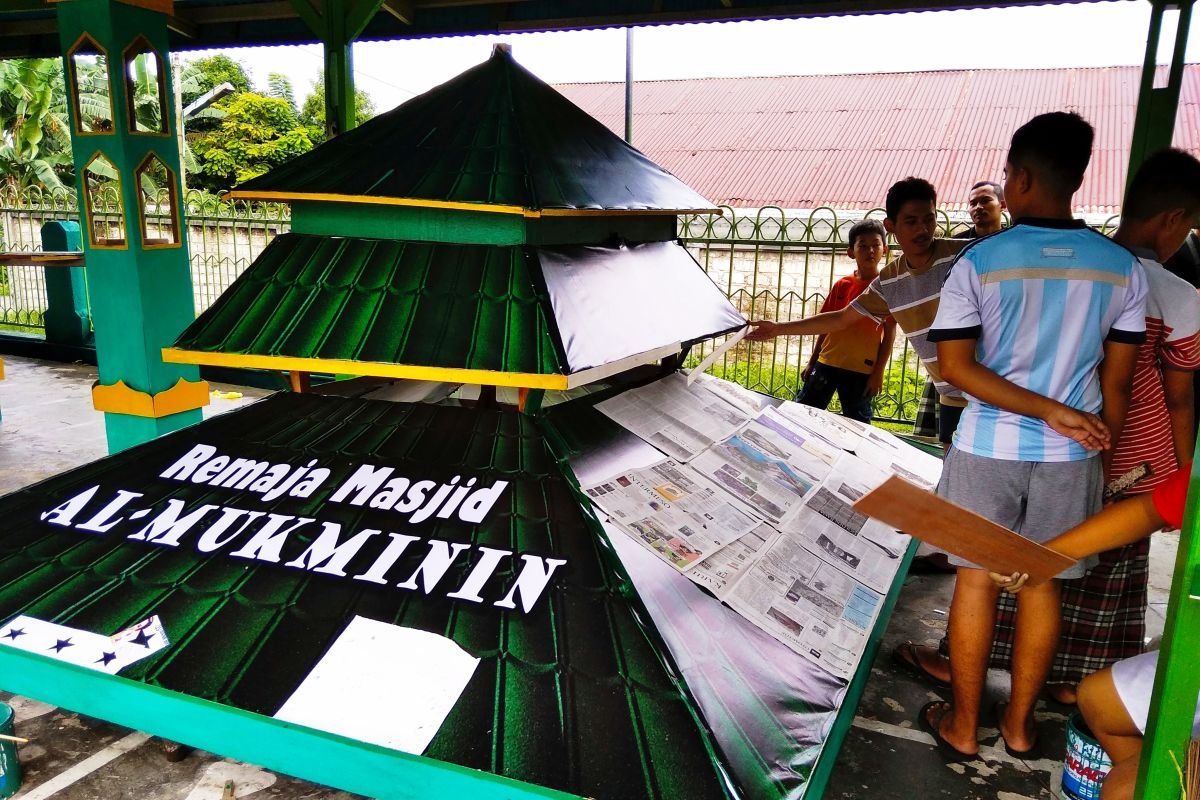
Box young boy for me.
[989,460,1195,800]
[797,219,897,422]
[921,112,1146,759]
[1043,148,1200,703]
[747,178,969,443]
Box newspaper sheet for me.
[780,464,899,593]
[689,407,839,524]
[595,372,755,462]
[685,523,775,596]
[582,460,761,571]
[777,399,943,490]
[723,532,884,679]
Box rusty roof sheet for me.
[555,65,1200,214]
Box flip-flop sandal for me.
[991,700,1040,759]
[891,640,952,689]
[917,700,976,762]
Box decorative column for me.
[55,0,207,453]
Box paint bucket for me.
[0,701,20,798]
[1062,711,1112,800]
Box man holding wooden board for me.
[913,112,1146,760]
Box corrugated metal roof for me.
[555,65,1200,213]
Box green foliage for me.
[266,73,297,113]
[0,58,72,191]
[299,70,376,142]
[189,93,315,191]
[181,54,253,107]
[685,353,924,424]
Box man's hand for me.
[988,571,1029,594]
[746,320,781,342]
[866,370,885,397]
[1044,403,1111,451]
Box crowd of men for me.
[746,111,1200,799]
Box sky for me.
[184,1,1200,114]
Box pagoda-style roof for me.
[163,235,746,389]
[227,46,717,217]
[0,393,733,799]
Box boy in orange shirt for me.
[797,219,897,422]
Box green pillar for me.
[323,0,355,139]
[40,221,92,346]
[1136,454,1200,800]
[56,0,206,454]
[1124,0,1194,192]
[290,0,379,139]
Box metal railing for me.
[0,189,1123,424]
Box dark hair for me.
[885,177,937,221]
[848,219,887,248]
[1007,112,1093,197]
[970,180,1004,203]
[1123,148,1200,222]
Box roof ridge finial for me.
[492,42,512,56]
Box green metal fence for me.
[0,189,1122,425]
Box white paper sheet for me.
[0,614,169,674]
[274,616,479,755]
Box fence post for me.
[40,221,91,346]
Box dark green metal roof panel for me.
[172,234,744,378]
[0,393,733,800]
[234,47,715,213]
[173,233,566,375]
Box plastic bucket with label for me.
[0,701,21,799]
[1062,711,1112,800]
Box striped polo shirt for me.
[850,238,969,406]
[929,218,1147,462]
[1108,252,1200,491]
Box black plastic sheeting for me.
[539,240,746,373]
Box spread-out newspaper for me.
[584,373,941,681]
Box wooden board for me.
[852,476,1077,585]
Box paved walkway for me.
[0,355,1178,799]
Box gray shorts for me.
[932,447,1102,579]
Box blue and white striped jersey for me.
[929,218,1147,462]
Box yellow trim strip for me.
[161,348,571,391]
[537,207,716,217]
[225,192,533,217]
[92,377,209,418]
[224,191,716,218]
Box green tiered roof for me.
[229,46,715,216]
[165,235,744,388]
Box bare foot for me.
[894,641,952,686]
[1047,683,1078,705]
[995,701,1038,756]
[920,700,979,759]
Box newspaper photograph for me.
[818,455,911,557]
[782,489,899,593]
[686,523,777,596]
[724,532,885,680]
[595,372,755,462]
[582,460,761,571]
[690,408,838,524]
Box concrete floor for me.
[0,355,1178,800]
